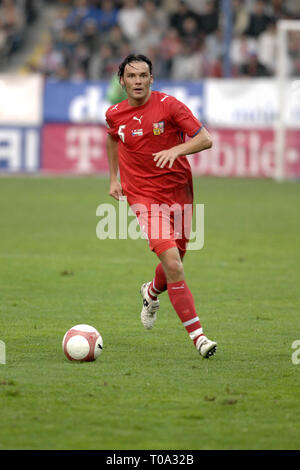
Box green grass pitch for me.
[0,175,299,450]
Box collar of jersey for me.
[127,91,154,110]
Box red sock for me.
[167,280,203,346]
[148,263,167,300]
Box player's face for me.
[120,61,153,105]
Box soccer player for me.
[105,54,217,358]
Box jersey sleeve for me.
[105,109,119,141]
[168,97,203,138]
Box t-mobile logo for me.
[66,127,103,172]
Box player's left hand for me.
[153,149,180,169]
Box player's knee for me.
[164,258,184,282]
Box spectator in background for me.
[117,0,146,42]
[97,0,119,33]
[181,15,203,53]
[117,42,132,66]
[230,32,258,75]
[54,63,70,81]
[288,31,300,76]
[257,20,277,75]
[266,0,293,21]
[0,22,8,62]
[286,0,300,17]
[138,0,170,67]
[132,20,161,56]
[105,24,128,58]
[171,43,204,80]
[0,0,25,56]
[82,18,100,55]
[198,0,219,36]
[89,43,118,80]
[205,28,225,77]
[51,6,70,38]
[169,0,199,37]
[246,0,272,37]
[292,57,300,77]
[159,27,182,78]
[0,27,6,54]
[160,0,180,15]
[145,44,168,77]
[232,0,250,36]
[184,0,209,15]
[38,39,64,78]
[66,0,99,32]
[143,0,168,35]
[66,41,90,79]
[240,51,271,77]
[24,0,38,25]
[23,0,300,80]
[54,25,80,61]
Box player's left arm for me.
[153,126,212,169]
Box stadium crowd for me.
[0,0,38,66]
[1,0,300,78]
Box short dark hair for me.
[118,54,153,79]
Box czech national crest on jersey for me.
[153,121,165,135]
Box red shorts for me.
[127,182,193,258]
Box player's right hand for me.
[109,180,124,201]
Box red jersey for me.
[105,90,202,200]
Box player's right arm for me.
[105,108,124,201]
[106,134,124,201]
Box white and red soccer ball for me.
[62,324,103,362]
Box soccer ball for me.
[62,324,103,362]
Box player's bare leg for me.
[140,246,182,330]
[159,247,217,358]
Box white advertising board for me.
[0,74,43,126]
[205,78,300,129]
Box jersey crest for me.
[153,121,165,135]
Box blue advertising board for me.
[43,80,204,124]
[0,127,40,171]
